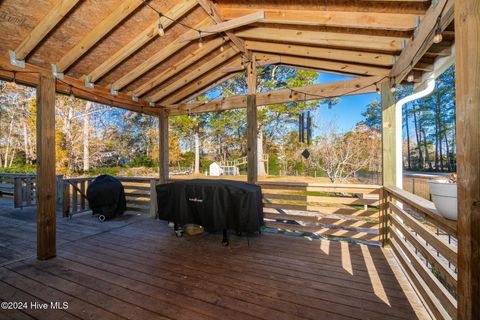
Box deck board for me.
[0,201,431,320]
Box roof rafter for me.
[167,76,383,115]
[133,37,224,97]
[111,17,212,91]
[148,45,240,102]
[0,56,158,115]
[178,10,264,42]
[390,0,454,84]
[13,0,80,61]
[161,58,241,105]
[254,52,391,76]
[196,0,248,56]
[219,7,420,31]
[86,0,197,83]
[235,27,406,53]
[245,40,395,67]
[55,0,144,73]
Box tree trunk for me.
[257,130,267,176]
[23,121,30,164]
[83,102,91,172]
[404,103,411,169]
[4,118,14,168]
[194,132,200,174]
[413,107,423,168]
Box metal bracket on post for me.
[51,64,64,79]
[9,51,25,68]
[84,76,94,89]
[110,85,118,96]
[431,0,439,8]
[131,93,139,102]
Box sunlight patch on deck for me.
[320,239,330,255]
[361,244,391,306]
[341,241,353,275]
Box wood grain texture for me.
[158,109,169,184]
[381,81,396,188]
[455,1,480,319]
[36,73,56,260]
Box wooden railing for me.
[259,182,382,245]
[384,186,457,320]
[63,177,158,218]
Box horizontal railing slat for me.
[389,202,457,265]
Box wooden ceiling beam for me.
[133,37,223,97]
[111,18,212,91]
[167,76,383,115]
[161,58,241,105]
[55,0,144,73]
[12,0,80,61]
[219,7,420,31]
[178,10,264,42]
[236,27,405,53]
[253,52,391,76]
[0,56,158,115]
[147,46,239,102]
[245,40,395,67]
[86,0,197,83]
[390,0,454,85]
[196,0,248,56]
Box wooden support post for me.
[13,177,22,208]
[36,73,56,260]
[247,56,258,184]
[149,179,158,219]
[381,82,396,187]
[159,109,169,184]
[80,180,86,211]
[62,181,70,218]
[456,1,480,319]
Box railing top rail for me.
[0,173,36,178]
[384,185,457,235]
[258,181,381,189]
[65,176,158,183]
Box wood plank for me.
[133,37,223,97]
[246,85,257,184]
[219,7,419,31]
[263,193,378,206]
[158,109,168,184]
[56,0,143,72]
[111,18,212,91]
[264,221,380,241]
[385,185,457,235]
[161,58,240,105]
[36,73,56,260]
[390,0,455,84]
[147,46,239,102]
[235,27,404,53]
[14,0,80,60]
[389,213,457,291]
[389,202,457,265]
[390,238,452,320]
[0,57,157,115]
[87,0,197,82]
[264,212,379,229]
[179,11,265,42]
[455,1,480,319]
[254,52,390,76]
[245,40,394,66]
[168,76,382,115]
[381,81,397,188]
[197,0,247,54]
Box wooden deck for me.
[0,202,430,320]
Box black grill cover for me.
[156,179,263,234]
[86,175,126,219]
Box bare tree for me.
[313,125,380,183]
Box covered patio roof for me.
[0,0,453,115]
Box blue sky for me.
[312,73,378,133]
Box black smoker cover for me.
[86,175,126,219]
[156,179,263,234]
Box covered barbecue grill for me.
[86,175,126,221]
[156,179,263,245]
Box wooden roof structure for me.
[0,0,454,116]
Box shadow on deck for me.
[0,203,430,320]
